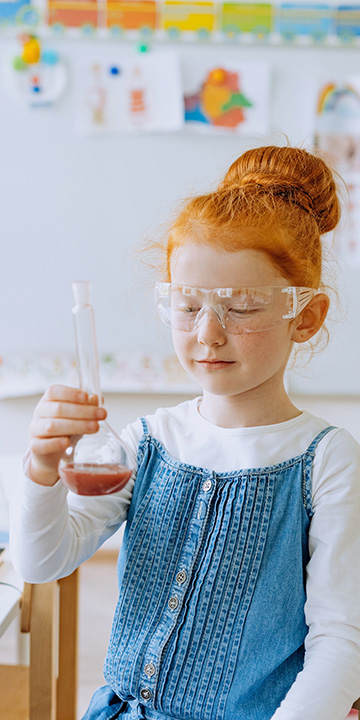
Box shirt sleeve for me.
[9,418,144,583]
[272,428,360,720]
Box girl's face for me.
[170,243,300,427]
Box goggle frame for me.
[155,282,318,335]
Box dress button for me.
[202,479,212,493]
[144,662,156,678]
[176,570,187,585]
[168,595,179,610]
[140,688,152,701]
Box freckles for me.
[235,331,280,360]
[236,332,268,350]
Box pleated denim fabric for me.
[83,420,334,720]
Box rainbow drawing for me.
[317,83,360,114]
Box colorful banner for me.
[161,1,216,34]
[0,350,198,397]
[47,0,99,29]
[275,3,333,39]
[335,5,360,39]
[106,0,157,31]
[0,0,360,44]
[221,3,272,37]
[0,0,37,25]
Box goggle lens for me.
[155,283,317,334]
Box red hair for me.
[165,146,341,288]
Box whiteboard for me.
[0,37,359,394]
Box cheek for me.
[234,328,292,360]
[234,331,270,353]
[171,330,192,360]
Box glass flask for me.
[59,281,133,496]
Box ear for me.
[291,293,329,344]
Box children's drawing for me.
[316,82,360,140]
[314,78,360,264]
[129,64,148,126]
[76,51,183,134]
[183,60,270,134]
[3,35,67,108]
[87,63,108,126]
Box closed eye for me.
[174,303,202,314]
[227,306,265,316]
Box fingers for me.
[28,385,108,486]
[30,436,70,456]
[32,417,101,438]
[42,385,103,408]
[36,400,106,422]
[30,384,107,440]
[44,384,87,402]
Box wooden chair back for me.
[0,568,78,720]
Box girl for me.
[10,145,360,720]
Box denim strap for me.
[302,425,337,517]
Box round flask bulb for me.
[59,421,133,496]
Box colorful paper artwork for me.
[106,0,157,32]
[0,0,353,43]
[0,0,35,26]
[183,60,270,134]
[47,0,99,30]
[314,78,360,264]
[275,3,333,40]
[76,51,184,134]
[3,35,67,107]
[335,5,360,40]
[161,0,215,35]
[0,350,198,398]
[221,3,273,37]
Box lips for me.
[197,359,234,367]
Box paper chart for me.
[314,77,360,265]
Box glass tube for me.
[59,281,133,495]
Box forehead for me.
[170,243,287,289]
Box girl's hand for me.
[28,385,107,486]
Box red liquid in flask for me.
[59,463,133,496]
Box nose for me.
[196,306,226,346]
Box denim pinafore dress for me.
[82,420,335,720]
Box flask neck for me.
[73,305,102,402]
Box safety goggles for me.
[155,282,318,335]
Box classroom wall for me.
[0,36,359,396]
[0,31,359,463]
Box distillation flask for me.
[59,281,133,495]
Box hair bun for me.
[218,146,340,235]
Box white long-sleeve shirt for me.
[10,400,360,720]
